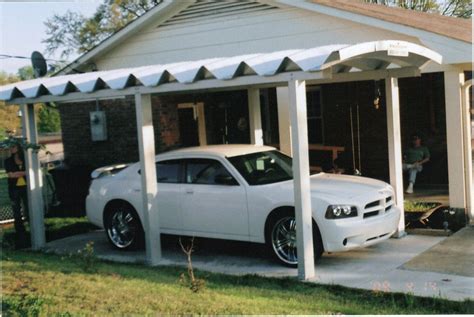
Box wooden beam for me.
[248,88,263,146]
[135,93,161,265]
[276,87,292,156]
[288,79,315,280]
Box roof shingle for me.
[312,0,472,43]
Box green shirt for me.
[405,146,430,164]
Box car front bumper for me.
[321,206,401,252]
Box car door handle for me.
[185,189,194,194]
[133,188,141,192]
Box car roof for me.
[156,144,276,160]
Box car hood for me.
[308,173,392,200]
[274,173,392,202]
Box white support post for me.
[196,103,208,146]
[462,80,473,223]
[277,87,292,156]
[385,77,406,237]
[444,71,467,213]
[248,88,263,146]
[135,92,161,266]
[287,79,315,280]
[21,104,46,249]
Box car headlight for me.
[325,205,358,219]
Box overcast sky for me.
[0,0,100,74]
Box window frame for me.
[306,86,325,145]
[183,158,239,186]
[148,159,184,184]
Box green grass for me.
[2,250,472,316]
[404,200,440,212]
[1,217,98,249]
[1,217,472,315]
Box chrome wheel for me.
[271,216,298,265]
[106,208,137,249]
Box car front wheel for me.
[267,212,323,267]
[104,203,143,250]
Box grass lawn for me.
[1,219,473,315]
[2,251,472,316]
[1,217,98,249]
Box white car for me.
[86,145,400,266]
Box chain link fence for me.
[0,169,14,222]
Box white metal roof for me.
[0,40,441,103]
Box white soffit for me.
[0,40,442,102]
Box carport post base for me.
[288,79,315,280]
[135,92,162,266]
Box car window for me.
[156,160,181,183]
[228,151,293,185]
[185,159,238,186]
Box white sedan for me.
[86,145,400,266]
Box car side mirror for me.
[214,174,238,186]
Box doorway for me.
[177,103,207,147]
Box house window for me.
[306,87,324,144]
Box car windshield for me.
[227,150,293,185]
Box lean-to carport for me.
[0,40,444,280]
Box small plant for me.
[77,241,97,273]
[2,295,45,316]
[178,237,205,293]
[404,200,438,212]
[404,292,416,310]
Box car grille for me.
[363,195,394,219]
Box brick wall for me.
[59,95,180,169]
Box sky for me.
[0,0,100,75]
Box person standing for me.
[403,134,430,194]
[4,142,29,248]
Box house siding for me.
[93,5,418,70]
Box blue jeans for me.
[403,163,423,184]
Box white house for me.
[0,0,472,279]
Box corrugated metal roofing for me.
[0,40,442,102]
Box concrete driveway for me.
[44,230,474,302]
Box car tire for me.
[266,209,324,267]
[104,202,144,250]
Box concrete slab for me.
[401,226,474,277]
[44,231,474,301]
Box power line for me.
[0,54,68,63]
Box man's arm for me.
[417,147,430,165]
[4,159,26,178]
[7,171,26,178]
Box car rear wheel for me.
[104,203,143,250]
[267,211,323,267]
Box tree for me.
[37,105,61,133]
[0,72,21,139]
[364,0,472,18]
[44,0,161,60]
[0,68,62,137]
